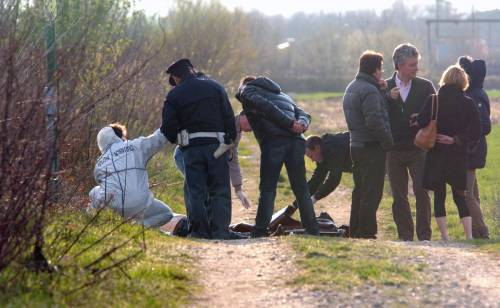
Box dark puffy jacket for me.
[466,60,491,169]
[235,77,310,144]
[307,132,352,200]
[161,75,236,147]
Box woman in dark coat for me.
[416,65,481,241]
[459,56,491,239]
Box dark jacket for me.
[161,75,236,146]
[343,72,393,150]
[235,77,310,144]
[466,60,491,169]
[386,73,436,151]
[417,85,481,191]
[308,132,352,200]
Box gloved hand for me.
[214,143,235,159]
[236,190,251,209]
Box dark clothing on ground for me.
[236,77,319,235]
[385,73,435,241]
[466,60,491,169]
[161,75,236,146]
[417,85,482,192]
[350,144,386,239]
[433,182,469,218]
[182,144,232,238]
[307,132,352,200]
[255,138,319,235]
[386,73,436,151]
[343,72,393,150]
[236,77,310,145]
[386,150,431,241]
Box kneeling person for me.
[89,123,174,228]
[305,132,352,204]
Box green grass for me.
[424,126,500,241]
[487,89,500,99]
[294,90,499,101]
[293,92,344,102]
[0,209,196,307]
[290,237,426,290]
[474,126,500,239]
[148,146,187,215]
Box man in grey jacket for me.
[343,51,394,238]
[89,123,174,228]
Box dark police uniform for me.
[161,60,236,239]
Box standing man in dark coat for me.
[385,43,435,241]
[236,76,319,237]
[304,132,352,204]
[459,56,491,239]
[343,51,394,239]
[161,58,241,239]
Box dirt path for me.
[189,237,331,307]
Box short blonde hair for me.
[439,65,469,91]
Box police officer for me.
[161,59,243,239]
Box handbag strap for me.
[431,94,439,121]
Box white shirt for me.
[395,74,412,103]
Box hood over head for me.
[97,126,122,153]
[246,77,282,94]
[469,59,486,89]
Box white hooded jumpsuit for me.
[89,127,173,227]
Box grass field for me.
[293,89,500,101]
[487,89,500,99]
[293,92,344,101]
[290,237,426,290]
[0,209,196,307]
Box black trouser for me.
[433,182,470,218]
[350,144,386,239]
[182,143,231,239]
[255,138,319,235]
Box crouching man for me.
[89,123,174,228]
[305,132,353,204]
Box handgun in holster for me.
[177,129,189,147]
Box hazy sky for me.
[134,0,499,17]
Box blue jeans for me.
[174,146,192,218]
[182,143,231,239]
[255,138,319,235]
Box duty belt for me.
[189,132,225,143]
